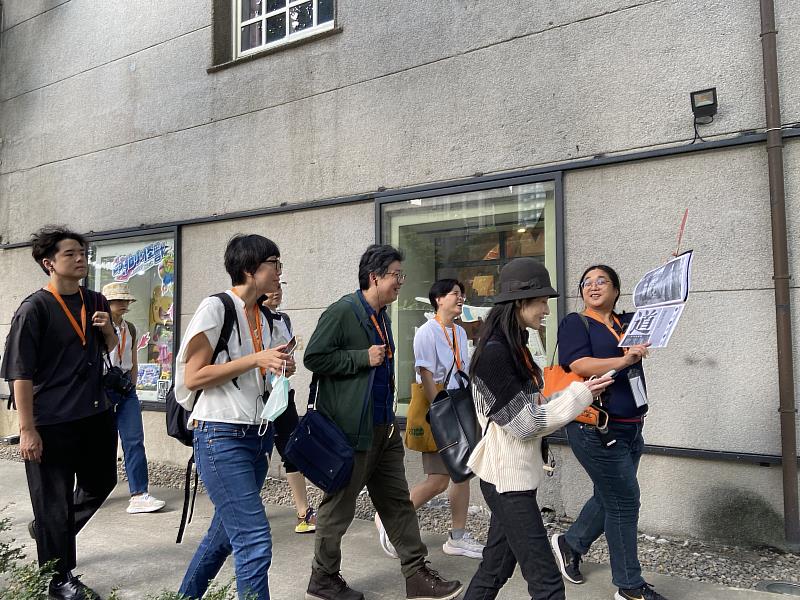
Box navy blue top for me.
[558,312,647,418]
[356,290,395,424]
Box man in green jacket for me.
[304,244,464,600]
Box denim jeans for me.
[464,480,565,600]
[564,420,645,589]
[179,421,274,600]
[108,388,149,495]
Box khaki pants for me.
[313,423,427,578]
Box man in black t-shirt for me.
[1,226,119,600]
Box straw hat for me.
[102,282,137,302]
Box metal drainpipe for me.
[758,0,800,549]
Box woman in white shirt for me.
[102,281,166,515]
[175,234,295,600]
[392,280,484,559]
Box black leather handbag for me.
[428,366,480,484]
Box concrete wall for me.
[1,0,798,546]
[2,0,799,242]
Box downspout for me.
[758,0,800,549]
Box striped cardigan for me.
[467,337,593,493]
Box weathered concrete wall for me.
[2,0,799,242]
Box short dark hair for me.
[224,234,280,286]
[429,279,465,311]
[30,225,87,275]
[578,264,621,307]
[358,244,404,290]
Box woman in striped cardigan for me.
[463,258,612,600]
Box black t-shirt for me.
[558,311,647,418]
[1,287,112,426]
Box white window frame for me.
[235,0,335,58]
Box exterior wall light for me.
[690,88,717,124]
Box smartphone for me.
[283,336,298,355]
[590,369,616,381]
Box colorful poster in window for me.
[87,233,177,403]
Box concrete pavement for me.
[0,459,774,599]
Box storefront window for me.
[380,181,559,415]
[86,233,177,405]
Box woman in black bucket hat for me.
[463,258,613,600]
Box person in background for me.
[174,234,294,600]
[1,225,119,600]
[550,264,664,600]
[381,279,483,560]
[263,281,317,534]
[102,282,166,515]
[463,257,612,600]
[303,244,463,600]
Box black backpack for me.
[166,292,272,542]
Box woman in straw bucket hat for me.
[102,281,166,514]
[463,258,612,600]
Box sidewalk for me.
[1,459,775,599]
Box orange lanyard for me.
[46,283,87,346]
[116,321,128,362]
[369,313,393,360]
[435,316,461,371]
[583,308,625,348]
[230,290,265,374]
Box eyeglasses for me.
[580,277,610,289]
[385,271,406,283]
[446,292,467,300]
[265,259,283,272]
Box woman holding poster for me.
[549,265,666,600]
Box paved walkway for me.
[0,459,774,599]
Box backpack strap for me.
[210,292,241,389]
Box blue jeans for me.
[108,388,148,495]
[564,420,645,590]
[179,421,274,600]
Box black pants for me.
[272,391,300,473]
[25,410,118,577]
[465,480,565,600]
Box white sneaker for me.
[127,493,166,514]
[374,513,398,559]
[442,532,484,559]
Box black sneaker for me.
[550,533,584,584]
[306,569,364,600]
[615,582,668,600]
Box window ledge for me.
[208,26,343,73]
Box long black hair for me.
[470,300,542,385]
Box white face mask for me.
[260,363,289,423]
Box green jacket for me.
[304,292,388,451]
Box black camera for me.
[104,366,136,396]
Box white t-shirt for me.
[413,318,470,390]
[175,291,269,426]
[110,320,134,372]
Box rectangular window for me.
[379,181,559,415]
[86,233,177,406]
[237,0,335,56]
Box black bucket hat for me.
[494,257,558,304]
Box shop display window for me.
[380,181,559,415]
[86,233,177,406]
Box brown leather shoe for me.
[405,562,463,600]
[305,569,364,600]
